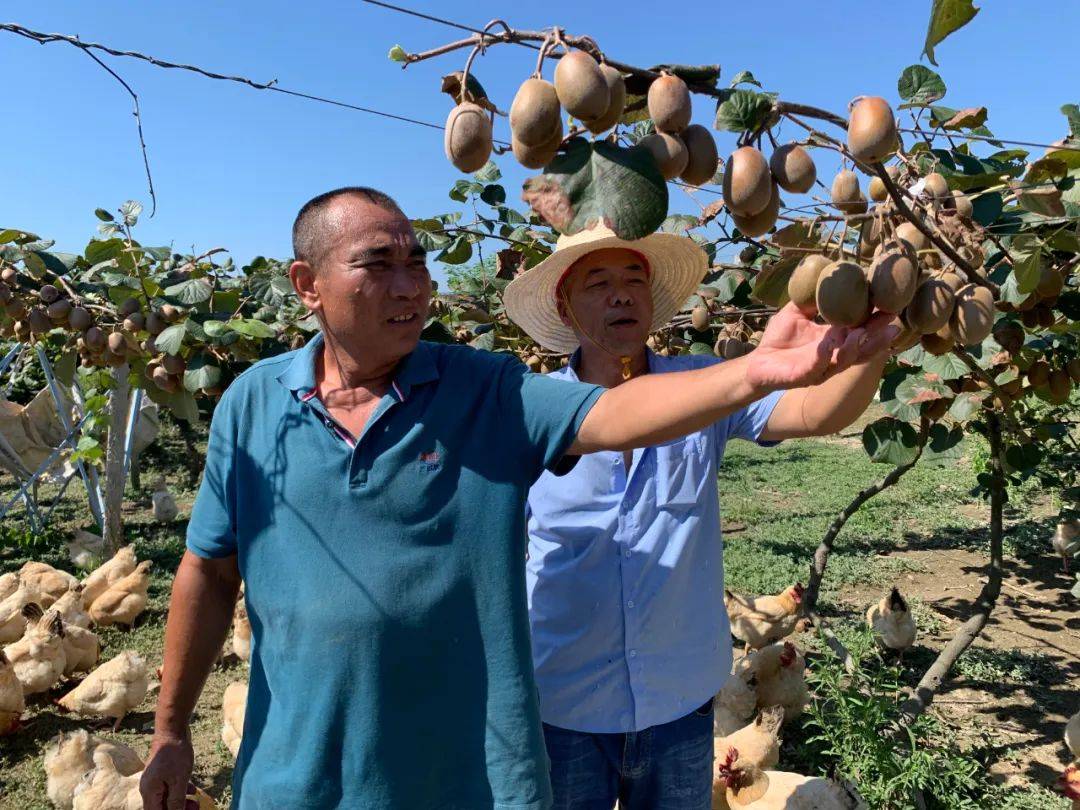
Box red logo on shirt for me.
[419,450,440,463]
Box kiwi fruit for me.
[513,125,563,170]
[957,244,985,271]
[0,282,10,303]
[152,365,178,393]
[847,97,899,162]
[123,313,145,332]
[84,326,106,351]
[5,299,26,319]
[27,307,51,334]
[831,170,867,215]
[14,320,30,341]
[162,353,186,375]
[1015,294,1039,312]
[723,147,773,216]
[769,144,817,194]
[68,307,92,331]
[679,125,719,186]
[444,103,493,173]
[1027,360,1050,386]
[554,50,609,122]
[905,278,955,334]
[39,285,59,304]
[107,331,127,355]
[858,220,882,259]
[161,304,181,323]
[815,260,870,327]
[895,221,929,254]
[950,284,994,347]
[922,249,944,271]
[647,73,692,133]
[868,240,918,314]
[715,338,748,360]
[46,298,72,322]
[691,306,709,331]
[640,132,689,180]
[1,267,16,283]
[938,271,964,293]
[992,321,1024,353]
[731,182,780,237]
[1066,358,1080,383]
[119,297,141,317]
[1049,369,1072,403]
[950,190,974,219]
[1036,265,1064,299]
[585,64,627,134]
[142,337,158,355]
[145,311,166,336]
[1021,308,1039,329]
[787,254,832,315]
[923,172,949,200]
[739,246,757,265]
[1037,305,1056,328]
[868,166,899,202]
[920,332,953,355]
[510,78,562,146]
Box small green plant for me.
[0,524,66,554]
[954,646,1063,686]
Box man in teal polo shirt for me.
[141,187,895,810]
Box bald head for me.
[292,186,403,270]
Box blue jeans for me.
[542,699,714,810]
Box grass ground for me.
[0,411,1075,808]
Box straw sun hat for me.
[503,223,708,354]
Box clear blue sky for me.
[2,1,1076,282]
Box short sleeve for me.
[186,385,241,559]
[725,389,786,445]
[496,359,604,480]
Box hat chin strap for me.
[558,288,634,382]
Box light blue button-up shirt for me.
[525,350,784,734]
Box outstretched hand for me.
[745,303,900,393]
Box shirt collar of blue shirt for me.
[275,331,441,401]
[555,346,665,383]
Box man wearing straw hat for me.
[504,223,895,809]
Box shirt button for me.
[629,649,637,658]
[624,550,632,558]
[627,600,635,608]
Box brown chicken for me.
[726,584,805,652]
[232,593,252,662]
[57,650,149,730]
[0,649,25,735]
[19,561,79,607]
[0,571,19,601]
[866,587,916,658]
[71,747,144,810]
[52,583,92,630]
[0,582,37,644]
[749,641,808,723]
[712,706,784,808]
[88,560,152,627]
[715,654,758,736]
[61,621,101,678]
[81,545,137,607]
[222,680,248,758]
[715,748,866,808]
[3,604,66,694]
[45,729,143,810]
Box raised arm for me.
[141,551,241,810]
[570,303,897,454]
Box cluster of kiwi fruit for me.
[635,73,718,185]
[0,263,221,397]
[723,141,815,239]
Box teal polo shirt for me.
[187,333,604,809]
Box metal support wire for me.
[0,412,91,523]
[122,386,143,480]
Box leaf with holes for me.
[714,89,777,132]
[923,0,980,65]
[522,138,668,240]
[897,65,947,107]
[863,417,920,465]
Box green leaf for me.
[54,349,77,387]
[923,0,980,66]
[84,238,126,266]
[388,44,407,63]
[947,391,983,422]
[659,214,699,235]
[473,161,501,183]
[922,352,969,381]
[480,184,506,206]
[183,355,222,393]
[120,200,142,227]
[750,255,799,307]
[1005,442,1043,472]
[1062,104,1080,139]
[862,417,920,465]
[895,373,950,407]
[923,424,963,467]
[449,179,484,203]
[166,389,200,423]
[690,342,713,355]
[154,324,186,355]
[469,331,495,351]
[897,65,946,106]
[94,208,115,222]
[164,277,213,305]
[728,70,761,89]
[714,89,777,132]
[970,191,1003,226]
[1012,250,1042,295]
[227,318,276,339]
[436,235,472,265]
[416,229,451,252]
[521,138,668,240]
[202,320,230,338]
[939,106,988,131]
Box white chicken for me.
[151,476,178,523]
[1053,519,1080,572]
[57,650,150,731]
[0,648,25,735]
[715,653,758,736]
[3,604,66,694]
[0,582,40,643]
[44,729,143,810]
[222,680,248,758]
[52,583,92,629]
[81,545,137,607]
[61,621,101,678]
[715,747,867,809]
[67,530,107,571]
[748,641,808,723]
[88,560,152,627]
[1066,709,1080,759]
[866,587,917,658]
[19,561,79,607]
[71,748,144,810]
[0,571,19,601]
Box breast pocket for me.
[653,433,711,510]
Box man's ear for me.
[290,260,320,313]
[555,295,574,330]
